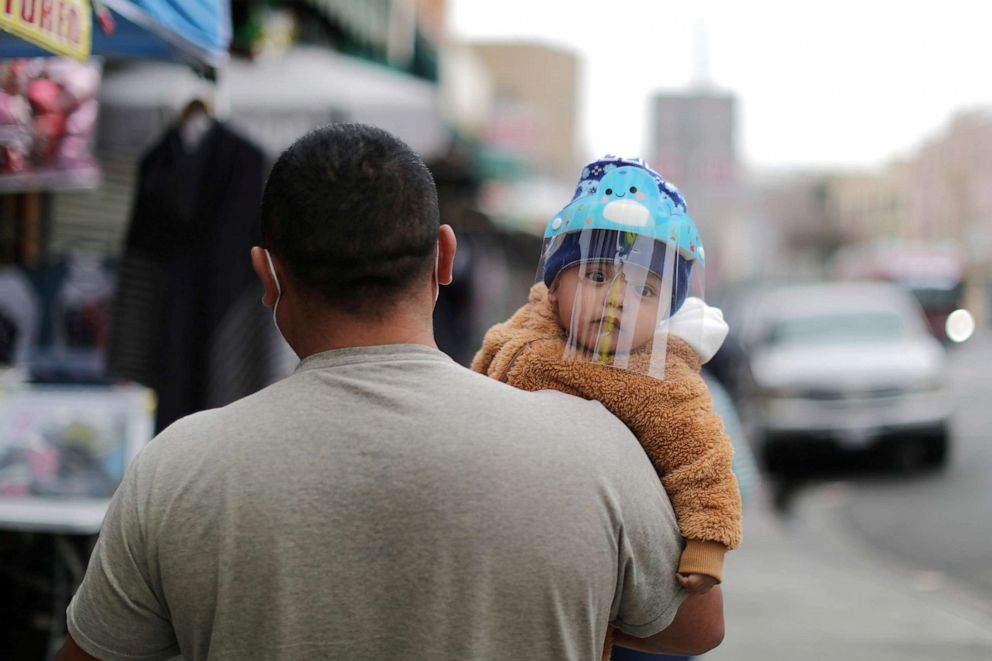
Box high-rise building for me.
[647,90,740,285]
[647,91,737,196]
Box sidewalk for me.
[704,486,992,661]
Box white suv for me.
[737,281,951,471]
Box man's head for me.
[252,124,455,356]
[260,123,441,315]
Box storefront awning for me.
[98,47,449,159]
[0,0,229,69]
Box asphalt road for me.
[772,331,992,608]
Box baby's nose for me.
[605,277,627,306]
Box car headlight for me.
[909,377,944,393]
[946,309,975,343]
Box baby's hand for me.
[677,572,719,594]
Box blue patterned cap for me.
[544,156,704,266]
[569,155,688,211]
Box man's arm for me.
[613,586,725,656]
[56,634,99,661]
[60,449,179,660]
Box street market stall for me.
[0,3,230,655]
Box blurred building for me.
[468,41,582,183]
[909,112,992,246]
[740,171,835,280]
[825,161,913,244]
[818,110,992,326]
[907,111,992,325]
[646,88,742,288]
[648,91,737,194]
[416,0,449,43]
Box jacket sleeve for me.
[617,348,742,580]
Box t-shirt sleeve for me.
[66,453,180,661]
[608,440,688,637]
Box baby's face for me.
[551,262,665,355]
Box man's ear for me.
[250,246,280,308]
[437,224,456,286]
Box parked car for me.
[708,279,782,399]
[733,281,951,472]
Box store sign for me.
[0,0,92,61]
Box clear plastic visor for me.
[537,233,706,380]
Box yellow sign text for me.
[0,0,92,61]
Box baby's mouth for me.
[597,317,622,331]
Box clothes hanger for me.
[178,98,214,153]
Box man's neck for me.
[289,307,438,359]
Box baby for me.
[472,156,742,656]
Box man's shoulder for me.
[146,358,640,468]
[459,362,631,426]
[145,381,288,449]
[451,366,643,461]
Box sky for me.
[448,0,992,171]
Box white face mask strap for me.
[264,249,283,333]
[264,249,281,296]
[433,240,441,307]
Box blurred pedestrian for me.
[473,156,741,659]
[56,126,722,661]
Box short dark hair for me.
[261,123,439,314]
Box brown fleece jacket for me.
[472,283,743,582]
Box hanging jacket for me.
[108,120,271,432]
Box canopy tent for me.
[0,0,229,70]
[98,46,449,159]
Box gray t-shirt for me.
[68,345,685,660]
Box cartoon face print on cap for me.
[599,166,667,227]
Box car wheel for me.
[762,446,786,474]
[886,428,949,472]
[886,439,928,473]
[921,429,949,469]
[761,439,797,475]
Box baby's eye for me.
[634,284,657,297]
[586,270,609,283]
[605,188,613,195]
[629,186,637,193]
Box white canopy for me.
[99,46,449,158]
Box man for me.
[59,124,723,660]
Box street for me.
[782,331,992,606]
[706,332,992,660]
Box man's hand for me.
[56,634,99,661]
[677,571,719,594]
[612,585,724,656]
